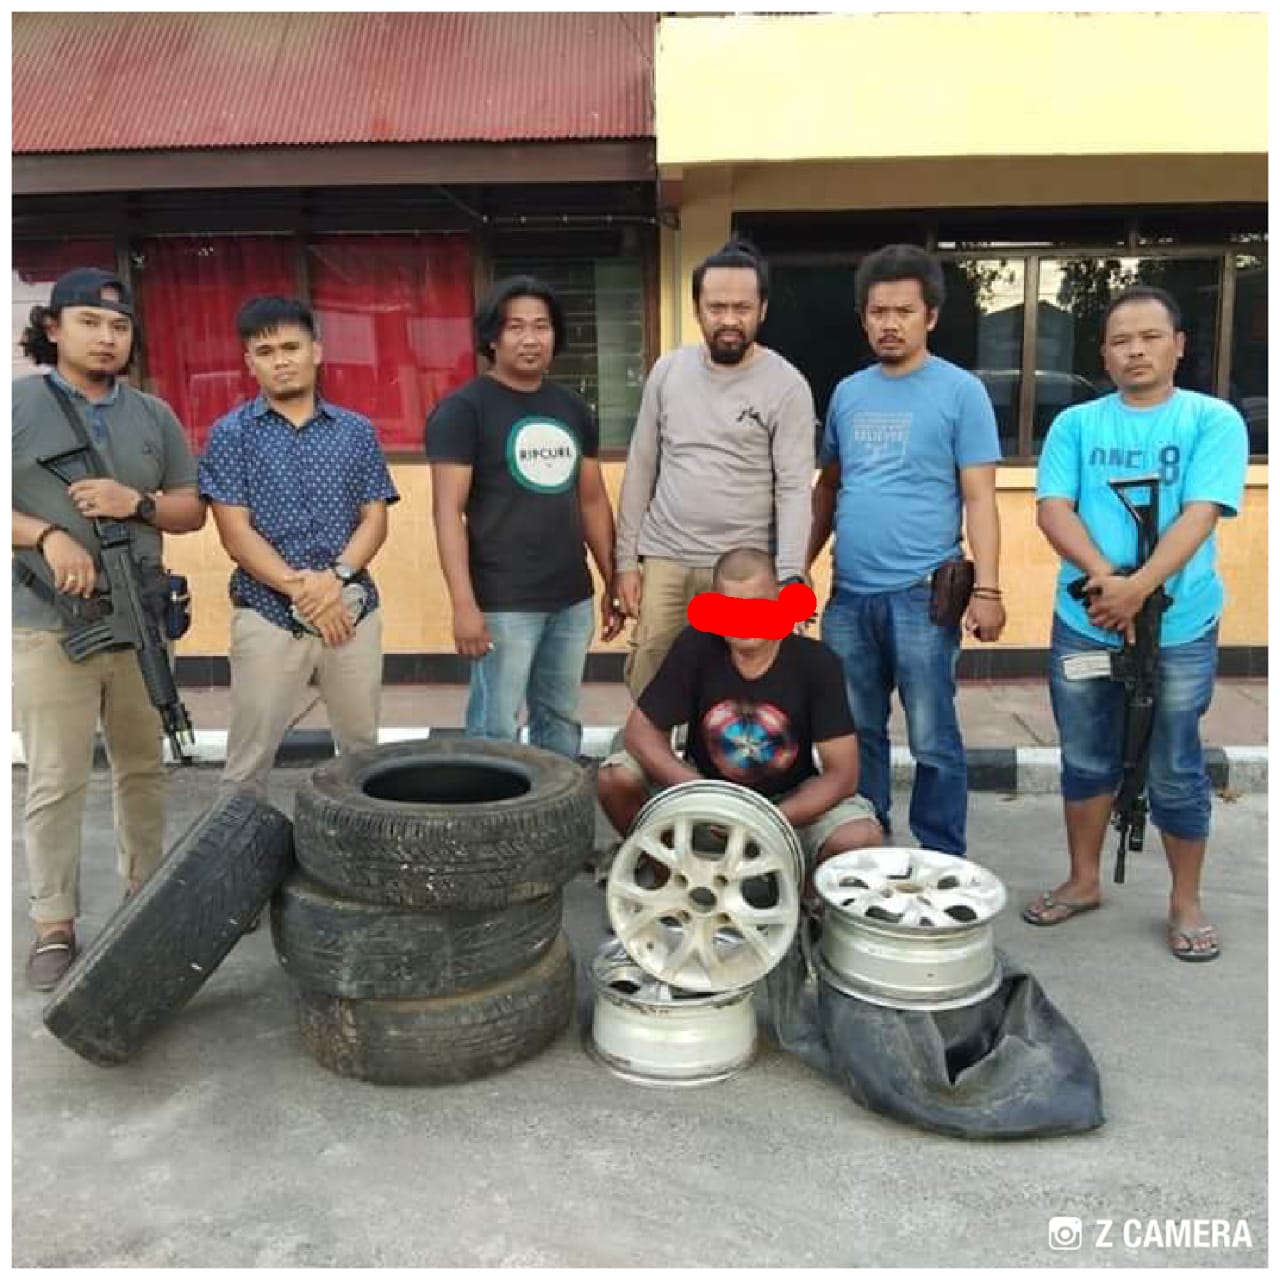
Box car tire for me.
[43,790,294,1066]
[293,739,595,910]
[296,931,576,1085]
[270,872,563,1000]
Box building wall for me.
[656,12,1267,166]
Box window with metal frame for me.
[747,207,1267,461]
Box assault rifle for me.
[1063,475,1171,884]
[17,444,195,764]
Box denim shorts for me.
[1048,616,1218,841]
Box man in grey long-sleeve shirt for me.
[614,238,816,696]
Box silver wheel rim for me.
[606,780,803,993]
[814,949,1005,1013]
[587,940,757,1087]
[813,847,1007,1010]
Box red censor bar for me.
[687,584,818,640]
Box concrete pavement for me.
[10,766,1267,1267]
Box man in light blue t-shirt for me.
[810,245,1005,857]
[1025,284,1248,964]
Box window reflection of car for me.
[975,369,1102,443]
[1238,395,1266,456]
[974,369,1101,410]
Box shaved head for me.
[712,547,777,592]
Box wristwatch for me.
[333,561,358,584]
[133,494,157,524]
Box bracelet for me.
[972,587,1003,599]
[34,524,66,556]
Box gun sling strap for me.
[14,376,126,623]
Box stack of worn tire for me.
[276,738,594,1086]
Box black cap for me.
[49,267,134,319]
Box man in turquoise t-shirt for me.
[810,244,1006,857]
[1025,285,1248,963]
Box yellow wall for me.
[657,12,1268,166]
[171,462,1268,659]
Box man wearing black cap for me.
[11,267,206,990]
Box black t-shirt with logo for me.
[425,375,599,611]
[637,628,856,799]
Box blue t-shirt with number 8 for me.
[1037,388,1248,648]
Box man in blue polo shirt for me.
[809,244,1005,858]
[200,296,398,798]
[1025,284,1248,963]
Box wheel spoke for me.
[719,826,749,878]
[662,925,698,980]
[610,878,687,913]
[732,902,793,929]
[671,817,694,862]
[693,918,724,982]
[632,834,680,871]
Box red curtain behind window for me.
[135,237,297,450]
[307,234,475,451]
[13,240,116,378]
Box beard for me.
[706,326,756,366]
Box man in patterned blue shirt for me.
[200,296,399,797]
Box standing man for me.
[200,296,398,799]
[1024,285,1247,962]
[615,238,816,697]
[811,244,1005,857]
[12,267,205,989]
[426,275,621,759]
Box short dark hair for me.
[474,275,567,361]
[692,237,770,306]
[854,244,946,315]
[19,302,138,372]
[237,296,317,344]
[1101,284,1183,334]
[712,546,777,590]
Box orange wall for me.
[171,462,1267,658]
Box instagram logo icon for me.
[1048,1217,1084,1251]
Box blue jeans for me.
[822,584,968,855]
[465,597,594,759]
[1049,616,1217,841]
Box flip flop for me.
[1168,923,1221,963]
[1021,890,1101,927]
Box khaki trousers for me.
[14,628,166,923]
[624,557,717,698]
[222,607,383,798]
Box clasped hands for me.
[286,568,356,647]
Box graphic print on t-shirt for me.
[701,698,799,784]
[849,410,911,465]
[506,416,580,494]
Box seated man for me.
[598,547,883,885]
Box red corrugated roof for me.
[13,12,655,153]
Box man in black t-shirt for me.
[426,276,621,758]
[598,547,882,872]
